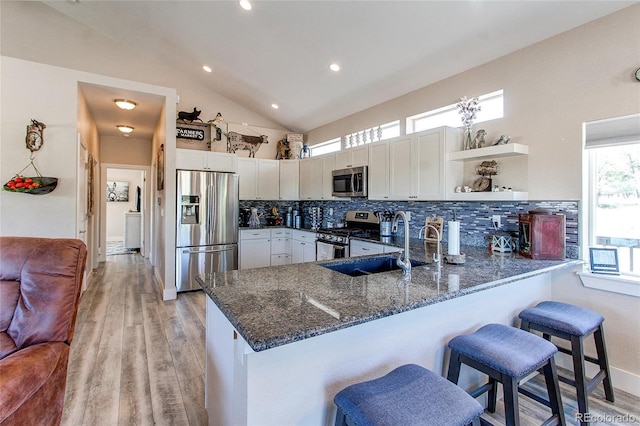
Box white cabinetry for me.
[291,229,317,263]
[270,228,292,266]
[389,127,462,200]
[368,140,390,200]
[238,158,279,200]
[446,143,529,201]
[349,239,385,257]
[239,228,271,270]
[176,148,238,172]
[279,160,299,200]
[299,157,323,200]
[334,145,369,169]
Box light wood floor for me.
[62,254,639,425]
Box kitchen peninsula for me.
[197,240,581,426]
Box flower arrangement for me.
[457,96,481,150]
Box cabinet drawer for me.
[350,240,385,257]
[270,228,292,238]
[292,229,316,241]
[240,229,271,240]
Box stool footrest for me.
[518,386,551,408]
[469,382,494,399]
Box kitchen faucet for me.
[424,224,441,271]
[391,211,411,277]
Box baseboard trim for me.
[155,267,177,301]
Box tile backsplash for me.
[240,199,579,259]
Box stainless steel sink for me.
[319,255,427,277]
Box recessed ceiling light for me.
[239,0,252,11]
[329,63,341,72]
[117,125,134,133]
[271,104,279,109]
[114,99,137,110]
[203,65,212,73]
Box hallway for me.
[61,254,207,425]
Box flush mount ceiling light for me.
[114,99,137,110]
[117,125,134,134]
[329,63,341,72]
[239,0,252,11]
[271,103,279,109]
[203,65,212,73]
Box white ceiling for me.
[13,1,639,139]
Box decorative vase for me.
[464,129,473,150]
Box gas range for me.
[316,210,380,246]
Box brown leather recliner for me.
[0,237,87,426]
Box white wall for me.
[305,4,640,201]
[106,168,143,240]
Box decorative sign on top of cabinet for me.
[446,143,529,201]
[176,148,238,173]
[334,145,369,169]
[238,158,280,200]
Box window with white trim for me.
[406,90,504,134]
[344,120,400,148]
[310,137,341,157]
[585,113,640,276]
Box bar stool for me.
[519,301,614,425]
[447,324,565,426]
[333,364,484,426]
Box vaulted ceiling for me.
[2,1,635,139]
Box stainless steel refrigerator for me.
[176,170,239,292]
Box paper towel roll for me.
[448,221,460,255]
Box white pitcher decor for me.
[457,96,481,150]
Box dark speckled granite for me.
[196,238,582,352]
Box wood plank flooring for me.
[62,253,639,425]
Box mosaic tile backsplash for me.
[240,199,580,259]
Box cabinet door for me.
[207,151,238,173]
[239,238,270,269]
[270,237,291,255]
[257,159,279,200]
[176,149,207,170]
[279,160,299,200]
[414,129,444,200]
[321,154,339,200]
[368,141,390,200]
[299,158,322,200]
[238,158,257,200]
[291,240,304,263]
[335,146,369,169]
[303,241,317,262]
[389,137,413,199]
[350,240,385,257]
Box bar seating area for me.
[333,302,613,426]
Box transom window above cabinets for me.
[406,89,504,134]
[344,120,400,149]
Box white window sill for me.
[577,271,640,297]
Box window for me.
[310,137,341,157]
[585,113,640,276]
[406,90,504,134]
[344,120,400,148]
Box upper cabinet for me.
[334,145,369,169]
[446,143,529,201]
[176,148,238,173]
[279,160,299,200]
[385,127,462,200]
[368,140,390,200]
[238,158,279,200]
[299,157,323,200]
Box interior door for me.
[77,135,89,291]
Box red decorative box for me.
[518,212,566,260]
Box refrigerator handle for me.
[182,247,235,254]
[208,184,214,235]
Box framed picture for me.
[589,247,619,275]
[157,144,165,191]
[106,181,129,202]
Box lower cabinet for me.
[270,228,292,265]
[291,229,317,263]
[239,229,271,270]
[350,239,402,257]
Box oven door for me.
[316,241,348,260]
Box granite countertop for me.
[196,239,582,352]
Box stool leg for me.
[487,377,498,413]
[542,357,566,426]
[594,325,615,403]
[447,350,463,384]
[334,407,348,426]
[571,335,590,426]
[503,376,520,426]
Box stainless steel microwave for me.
[332,166,368,197]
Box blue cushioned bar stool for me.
[333,364,484,426]
[519,301,614,425]
[447,324,565,426]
